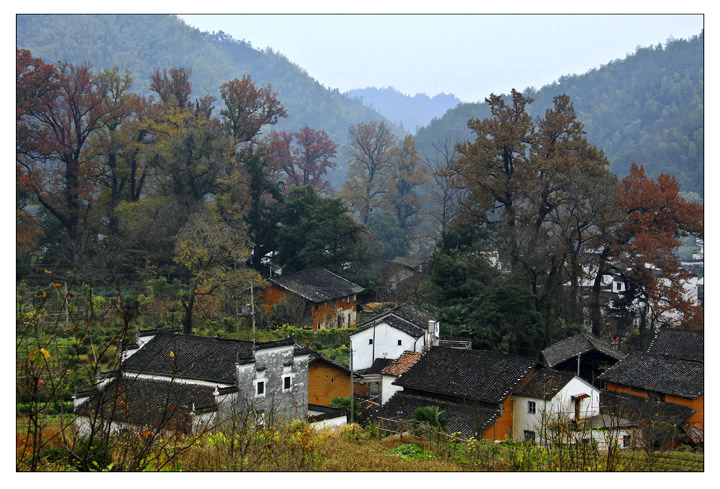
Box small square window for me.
[397,339,402,346]
[284,376,291,390]
[369,338,373,345]
[256,381,265,396]
[623,435,632,448]
[524,430,536,443]
[528,401,536,414]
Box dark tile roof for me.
[358,358,395,375]
[307,404,346,422]
[353,302,437,339]
[541,333,625,368]
[599,390,696,427]
[393,347,537,404]
[75,377,216,432]
[647,328,703,363]
[598,353,703,399]
[370,391,501,439]
[124,333,297,384]
[512,368,578,400]
[268,268,364,303]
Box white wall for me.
[350,323,423,371]
[512,376,600,444]
[381,374,403,405]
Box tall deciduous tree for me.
[268,127,337,194]
[342,121,396,224]
[219,75,287,144]
[173,211,257,334]
[606,164,703,331]
[383,134,429,236]
[150,67,193,109]
[17,52,117,262]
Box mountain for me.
[345,87,461,133]
[16,14,402,186]
[415,32,704,195]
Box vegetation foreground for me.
[18,417,703,472]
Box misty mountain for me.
[16,14,402,186]
[345,87,461,133]
[415,32,704,195]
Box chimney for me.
[427,320,438,349]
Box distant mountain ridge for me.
[415,32,704,195]
[345,87,461,133]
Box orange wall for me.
[606,382,650,399]
[607,382,702,424]
[308,361,352,406]
[482,396,515,441]
[666,394,703,424]
[262,284,358,330]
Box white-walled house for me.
[379,351,422,405]
[350,303,439,371]
[74,331,310,436]
[512,368,600,445]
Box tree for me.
[603,164,703,331]
[268,127,337,194]
[341,121,397,225]
[219,75,287,144]
[149,67,193,109]
[17,53,118,263]
[273,186,367,275]
[173,211,258,334]
[383,135,429,237]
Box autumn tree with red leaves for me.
[17,50,117,262]
[267,126,337,194]
[604,164,703,332]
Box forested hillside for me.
[345,87,461,133]
[415,33,704,195]
[16,14,399,185]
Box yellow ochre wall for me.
[308,361,352,406]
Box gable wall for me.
[482,396,514,441]
[308,361,351,406]
[665,394,703,424]
[350,324,423,370]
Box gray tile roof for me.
[75,376,216,432]
[268,268,364,303]
[647,328,703,363]
[599,390,696,427]
[352,302,437,339]
[393,347,537,404]
[598,353,704,399]
[370,391,501,439]
[123,333,296,384]
[541,333,625,368]
[512,368,578,400]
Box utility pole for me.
[349,346,354,425]
[250,282,256,338]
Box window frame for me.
[527,400,536,414]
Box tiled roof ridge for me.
[381,350,423,376]
[305,347,351,373]
[355,310,426,335]
[269,268,364,302]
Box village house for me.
[380,351,422,405]
[305,348,356,406]
[511,368,600,445]
[540,333,625,386]
[349,302,440,372]
[371,347,538,440]
[74,329,310,436]
[261,268,364,330]
[597,336,703,446]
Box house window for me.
[256,381,265,397]
[528,401,536,414]
[255,410,265,427]
[369,338,373,345]
[622,434,632,449]
[397,339,402,346]
[524,430,536,443]
[283,376,292,391]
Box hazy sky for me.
[178,14,703,102]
